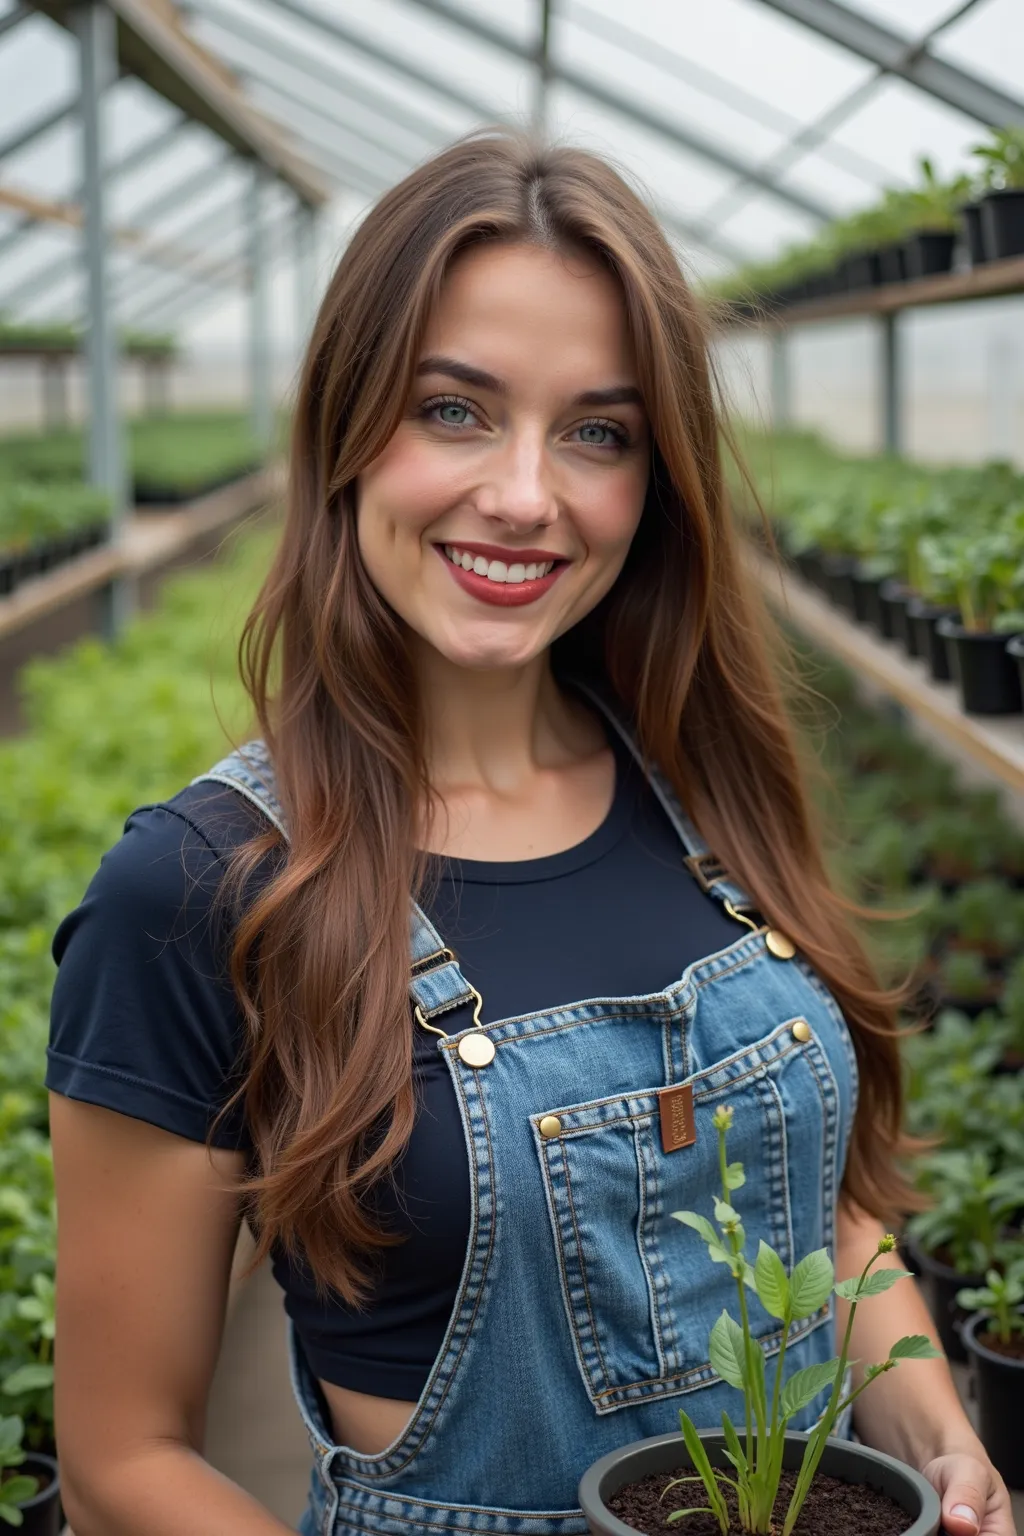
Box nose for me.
[475,429,558,532]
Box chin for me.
[430,618,550,673]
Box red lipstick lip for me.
[436,540,567,565]
[435,544,568,608]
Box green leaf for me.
[780,1358,841,1420]
[0,1475,37,1507]
[789,1250,835,1319]
[710,1311,748,1390]
[864,1363,894,1384]
[714,1199,741,1227]
[725,1162,746,1191]
[888,1334,943,1360]
[0,1499,26,1525]
[678,1410,729,1529]
[833,1277,861,1301]
[667,1510,716,1524]
[673,1211,719,1248]
[1,1363,54,1395]
[720,1412,748,1478]
[852,1268,910,1298]
[707,1242,733,1268]
[753,1241,790,1320]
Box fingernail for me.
[951,1507,978,1528]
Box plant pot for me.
[3,1452,62,1536]
[821,554,859,615]
[579,1429,941,1536]
[980,188,1024,261]
[878,243,907,285]
[906,599,959,682]
[849,567,883,624]
[880,579,920,657]
[937,619,1023,715]
[962,202,988,266]
[962,1312,1024,1488]
[905,1235,982,1362]
[1007,635,1024,707]
[844,251,883,291]
[902,231,956,280]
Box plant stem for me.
[719,1131,755,1468]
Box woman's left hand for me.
[922,1450,1016,1535]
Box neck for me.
[413,643,596,797]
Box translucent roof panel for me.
[0,0,1020,343]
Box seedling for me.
[957,1257,1024,1350]
[666,1107,940,1535]
[0,1415,38,1528]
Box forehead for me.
[420,242,637,384]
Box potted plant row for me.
[958,1256,1024,1490]
[0,484,111,597]
[580,1108,942,1535]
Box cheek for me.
[577,464,648,556]
[357,433,468,549]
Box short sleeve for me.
[46,792,259,1150]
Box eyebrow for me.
[415,354,644,410]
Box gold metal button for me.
[791,1020,812,1044]
[457,1032,495,1068]
[765,929,796,961]
[539,1115,563,1139]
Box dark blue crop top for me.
[46,730,739,1401]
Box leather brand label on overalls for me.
[659,1082,696,1153]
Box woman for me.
[47,133,1011,1536]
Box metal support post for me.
[41,356,70,430]
[533,0,553,136]
[880,311,901,456]
[247,163,273,453]
[294,200,318,357]
[76,0,132,636]
[769,330,791,429]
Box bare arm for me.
[836,1201,1015,1536]
[50,1094,297,1536]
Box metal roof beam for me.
[186,0,454,151]
[756,0,1024,126]
[257,0,495,122]
[242,73,420,178]
[392,0,831,221]
[30,0,331,203]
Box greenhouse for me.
[0,1,1022,1534]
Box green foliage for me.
[0,1413,39,1527]
[956,1254,1024,1347]
[0,520,274,1451]
[669,1112,938,1534]
[907,1149,1024,1275]
[970,127,1024,192]
[0,319,176,357]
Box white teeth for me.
[443,546,557,583]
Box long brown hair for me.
[214,130,913,1304]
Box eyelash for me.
[419,394,631,450]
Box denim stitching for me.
[756,1071,794,1269]
[557,1136,612,1393]
[634,1120,672,1378]
[803,1038,841,1253]
[535,1124,600,1400]
[330,1479,588,1534]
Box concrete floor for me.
[202,1263,1024,1533]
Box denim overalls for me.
[195,692,858,1536]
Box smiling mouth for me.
[435,542,568,607]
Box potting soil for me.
[606,1466,911,1535]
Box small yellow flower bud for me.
[878,1233,896,1254]
[712,1105,734,1133]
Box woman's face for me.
[356,241,651,672]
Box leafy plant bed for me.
[132,462,263,507]
[580,1433,940,1536]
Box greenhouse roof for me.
[0,0,1021,337]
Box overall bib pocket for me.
[532,1018,839,1414]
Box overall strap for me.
[571,681,756,914]
[191,745,480,1027]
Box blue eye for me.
[575,419,628,449]
[422,395,477,429]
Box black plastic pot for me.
[1007,635,1024,707]
[905,1235,983,1363]
[980,188,1024,261]
[848,567,883,625]
[902,230,956,280]
[962,202,988,266]
[878,243,907,285]
[844,251,883,291]
[7,1452,61,1536]
[879,579,914,645]
[132,464,262,507]
[822,554,859,616]
[937,619,1024,715]
[579,1428,941,1536]
[907,599,959,683]
[962,1313,1024,1489]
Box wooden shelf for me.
[728,253,1024,329]
[0,465,282,643]
[746,546,1024,798]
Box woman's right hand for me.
[49,1095,293,1535]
